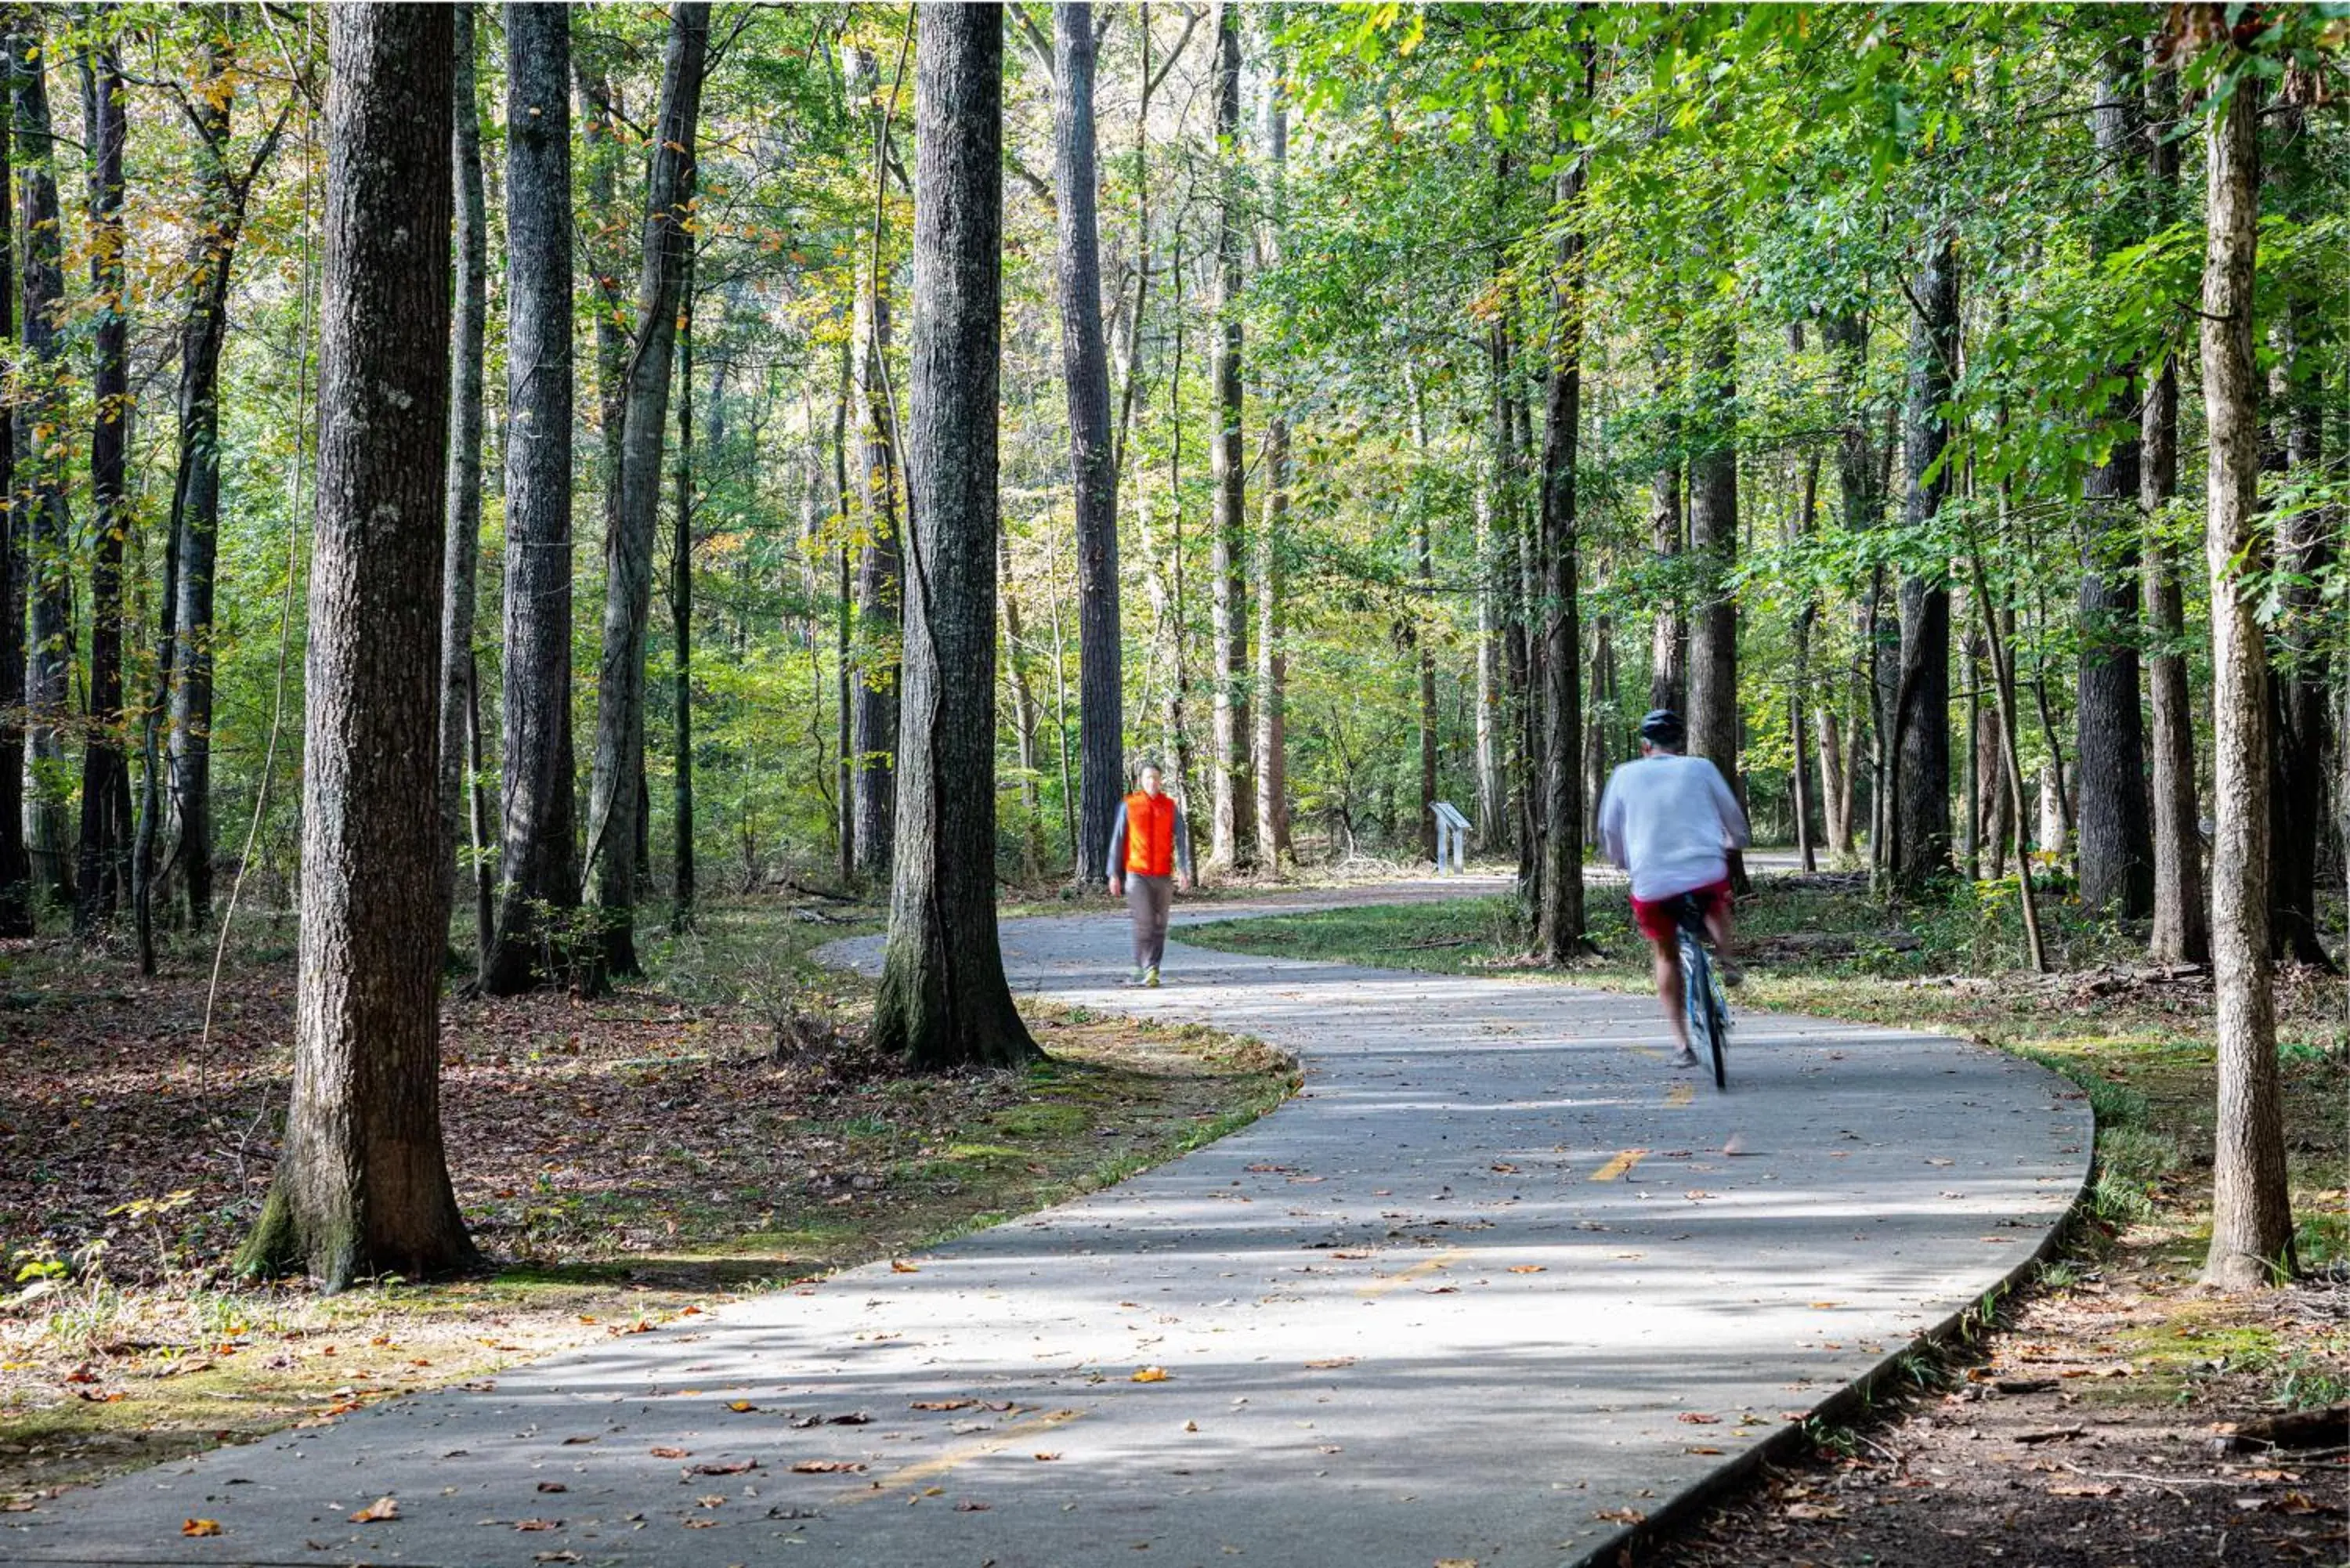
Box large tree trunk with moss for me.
[585,1,707,981]
[1053,2,1124,885]
[239,3,475,1290]
[1535,143,1588,966]
[74,45,131,935]
[13,21,70,907]
[869,2,1036,1072]
[438,5,490,961]
[1890,235,1958,892]
[485,1,580,996]
[2196,80,2291,1289]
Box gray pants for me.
[1126,873,1173,969]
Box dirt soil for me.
[0,904,1296,1507]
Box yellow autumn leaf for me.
[181,1519,222,1537]
[1130,1367,1169,1383]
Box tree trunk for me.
[238,2,475,1289]
[0,65,23,939]
[1052,3,1124,886]
[1686,311,1740,873]
[2141,51,2207,968]
[1408,371,1439,865]
[671,247,696,930]
[157,39,252,933]
[999,529,1045,880]
[1790,446,1821,874]
[1974,616,2013,880]
[74,44,130,935]
[1535,126,1589,966]
[13,21,71,907]
[831,336,856,883]
[585,1,706,981]
[2197,79,2292,1289]
[848,45,902,885]
[2267,283,2329,966]
[2075,52,2153,918]
[439,4,488,956]
[1891,235,1958,892]
[1817,701,1849,856]
[485,0,580,996]
[1253,23,1291,869]
[1206,5,1251,872]
[870,2,1036,1072]
[1648,342,1687,714]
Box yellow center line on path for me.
[838,1407,1086,1504]
[1665,1081,1694,1108]
[1357,1246,1470,1299]
[1589,1149,1649,1182]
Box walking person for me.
[1596,709,1750,1068]
[1106,762,1193,987]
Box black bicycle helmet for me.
[1639,707,1686,749]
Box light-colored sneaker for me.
[1123,967,1147,987]
[1670,1046,1700,1068]
[1143,966,1161,988]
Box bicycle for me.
[1676,893,1730,1090]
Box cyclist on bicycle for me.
[1596,709,1750,1068]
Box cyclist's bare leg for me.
[1650,934,1696,1062]
[1703,897,1740,985]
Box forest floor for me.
[1180,872,2350,1567]
[0,897,1296,1508]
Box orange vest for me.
[1125,790,1178,876]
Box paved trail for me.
[13,882,2088,1568]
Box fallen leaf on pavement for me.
[181,1519,222,1537]
[890,1260,920,1274]
[1132,1367,1169,1382]
[649,1446,691,1458]
[911,1400,978,1411]
[789,1461,866,1474]
[1678,1412,1721,1425]
[1305,1357,1354,1370]
[515,1517,563,1530]
[690,1459,761,1476]
[1590,1508,1646,1525]
[1508,1265,1546,1274]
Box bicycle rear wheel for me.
[1678,925,1728,1091]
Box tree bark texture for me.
[438,5,489,955]
[74,45,130,935]
[485,2,580,995]
[586,1,707,981]
[13,23,70,905]
[2074,56,2153,918]
[1052,3,1125,886]
[869,2,1036,1071]
[1535,147,1589,964]
[239,2,475,1290]
[1206,5,1251,872]
[2196,81,2291,1288]
[1892,236,1958,891]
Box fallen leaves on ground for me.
[349,1496,400,1523]
[180,1519,221,1537]
[1131,1367,1169,1382]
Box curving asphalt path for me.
[10,881,2089,1568]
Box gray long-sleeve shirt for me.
[1107,797,1194,880]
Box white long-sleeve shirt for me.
[1596,752,1750,900]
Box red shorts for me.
[1630,878,1733,945]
